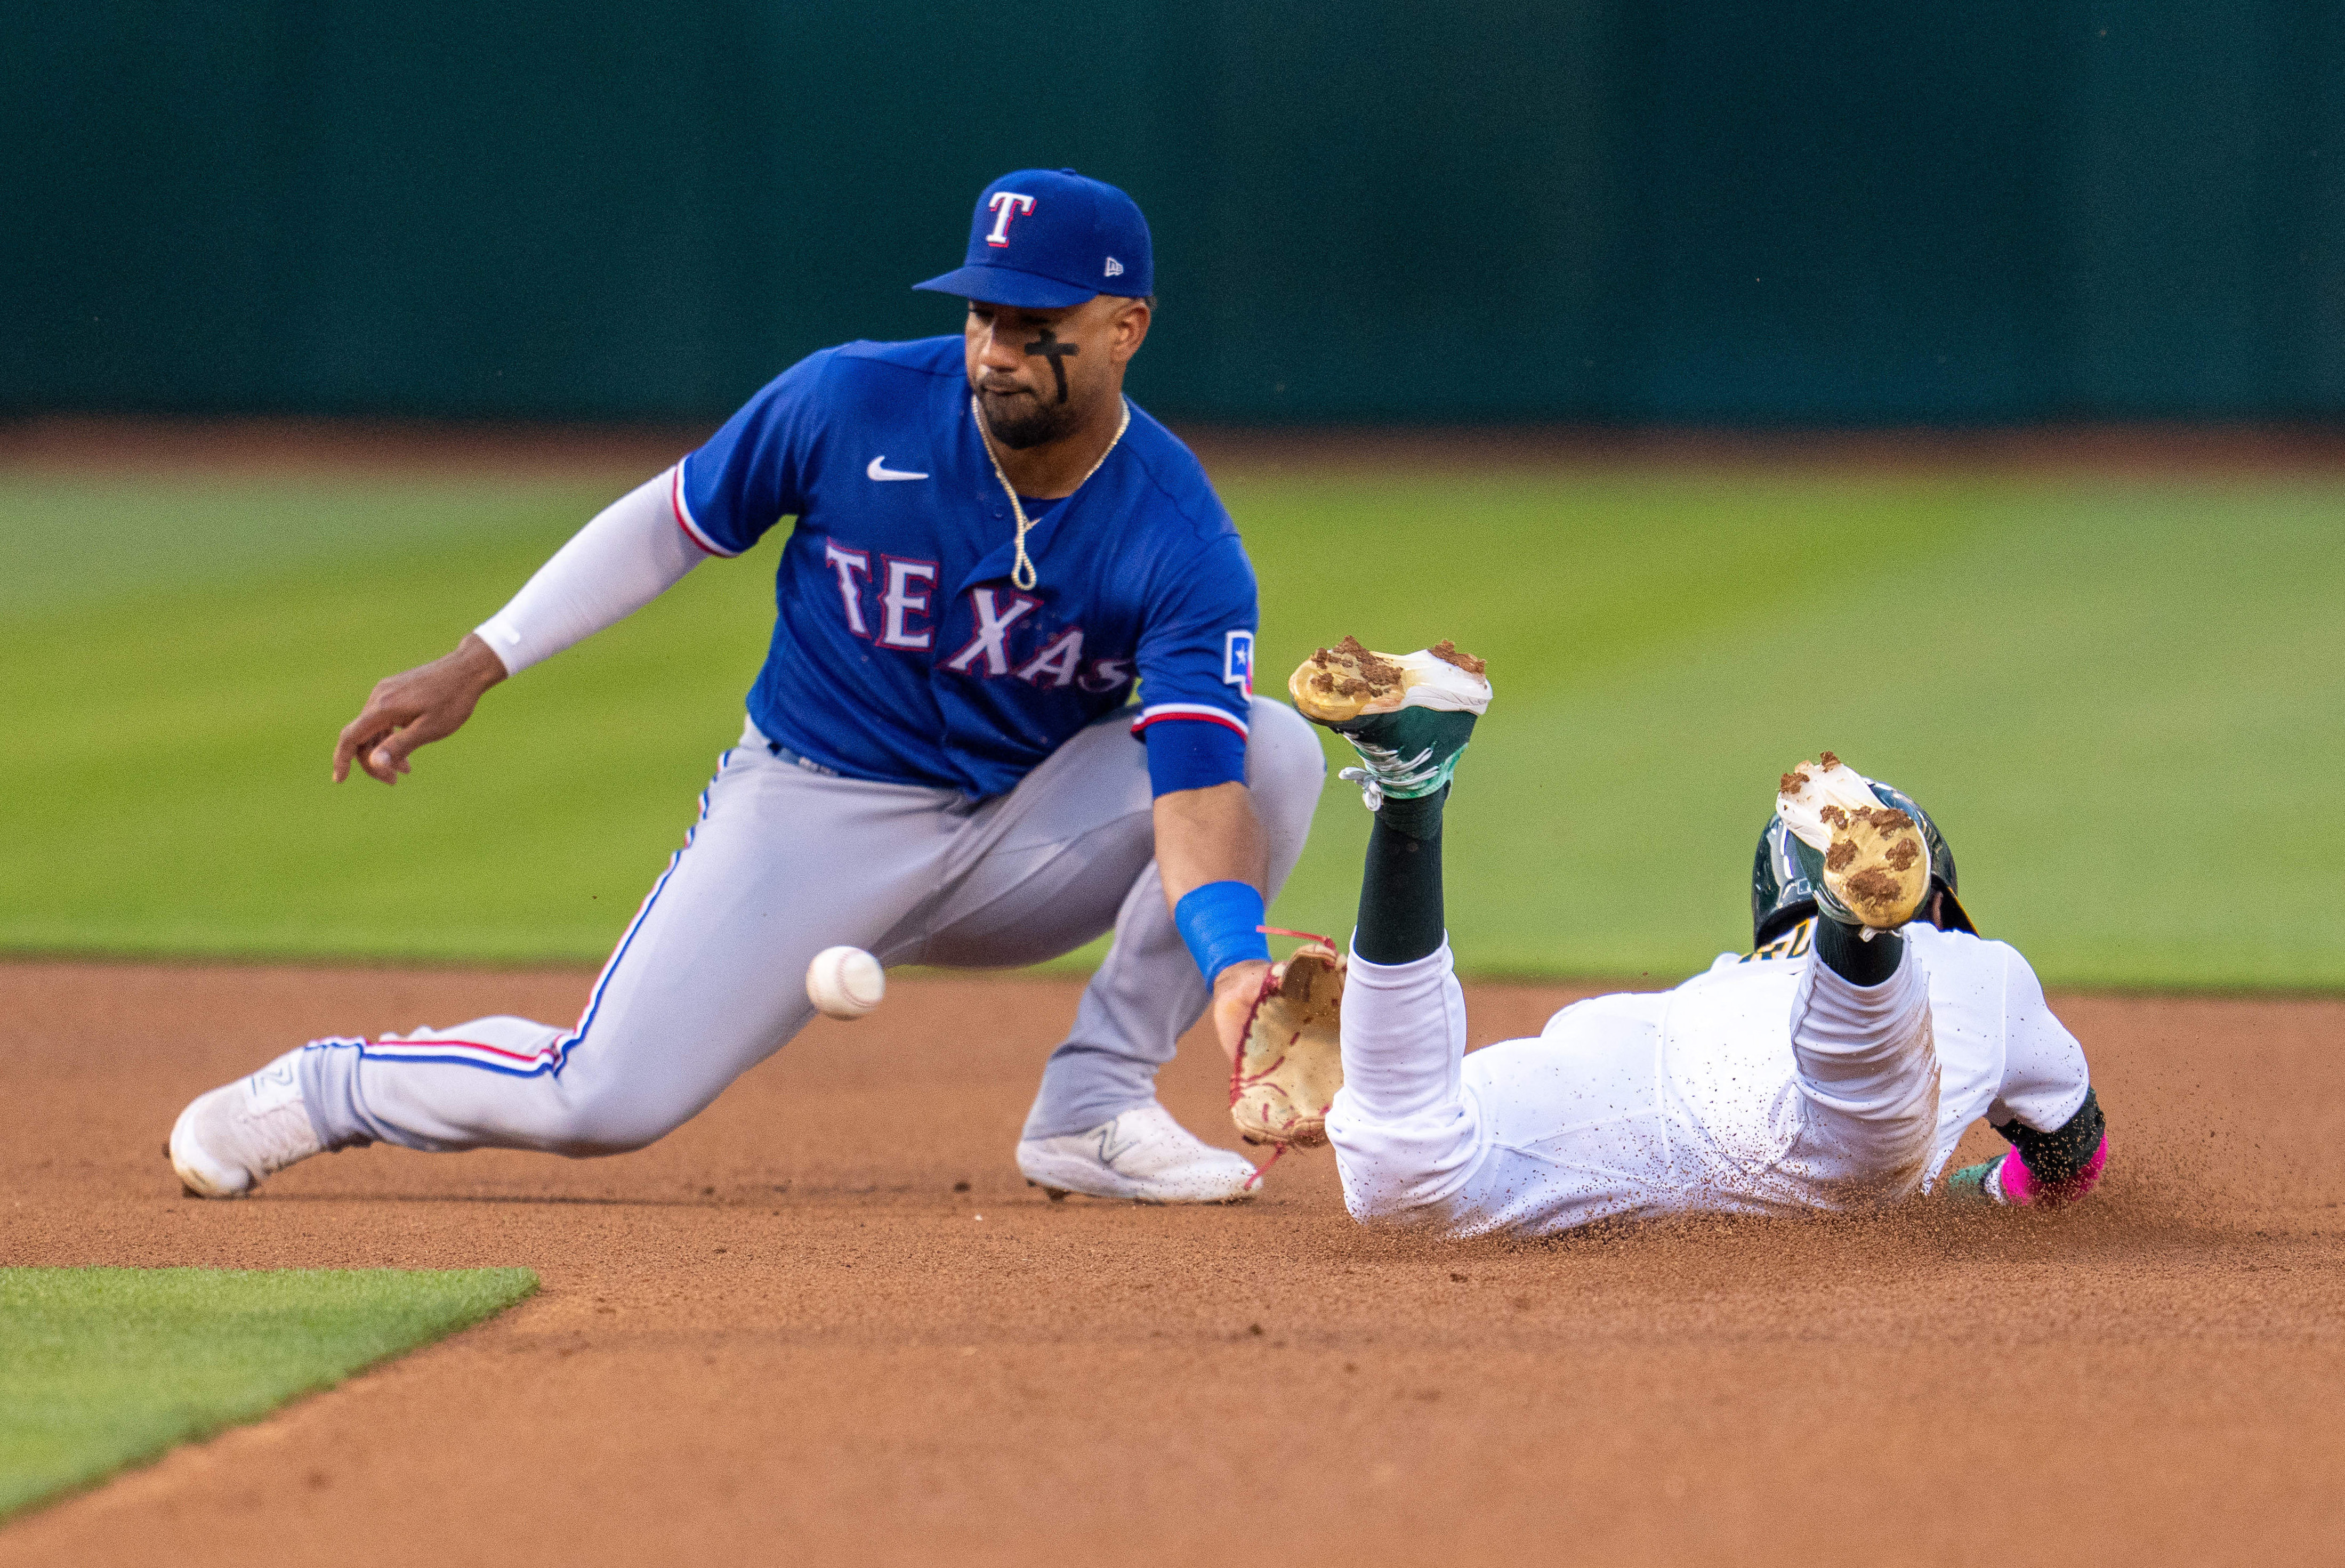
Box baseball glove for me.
[1230,932,1347,1148]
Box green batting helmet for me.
[1750,778,1975,948]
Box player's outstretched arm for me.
[331,466,712,787]
[1154,781,1272,1062]
[332,633,507,785]
[1945,947,2108,1207]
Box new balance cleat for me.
[1017,1103,1260,1203]
[1775,753,1930,931]
[167,1047,325,1198]
[1288,636,1492,810]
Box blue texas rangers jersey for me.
[673,336,1258,798]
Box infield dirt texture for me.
[3,959,2341,1564]
[3,426,2341,1559]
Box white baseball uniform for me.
[1326,921,2091,1237]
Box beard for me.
[974,384,1085,450]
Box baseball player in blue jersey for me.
[167,169,1327,1205]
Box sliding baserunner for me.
[1249,637,2106,1236]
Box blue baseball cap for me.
[914,168,1154,309]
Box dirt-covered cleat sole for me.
[1288,636,1492,809]
[1775,752,1930,930]
[1289,635,1488,723]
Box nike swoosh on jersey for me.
[866,456,930,481]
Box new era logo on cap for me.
[914,168,1155,310]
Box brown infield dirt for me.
[2,961,2340,1566]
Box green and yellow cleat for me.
[1288,636,1492,810]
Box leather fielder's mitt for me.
[1230,933,1346,1148]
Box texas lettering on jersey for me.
[676,336,1259,798]
[821,543,1133,694]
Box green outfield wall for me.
[7,0,2343,424]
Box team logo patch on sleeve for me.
[1223,630,1255,696]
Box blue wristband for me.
[1172,880,1271,985]
[1142,720,1248,797]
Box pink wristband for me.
[1999,1134,2108,1207]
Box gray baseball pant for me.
[297,699,1326,1156]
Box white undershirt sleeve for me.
[1324,944,1486,1224]
[473,465,708,676]
[1987,944,2092,1133]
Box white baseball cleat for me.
[167,1048,325,1198]
[1017,1103,1260,1204]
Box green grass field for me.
[0,1267,537,1520]
[1,465,2339,987]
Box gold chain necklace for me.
[971,394,1131,592]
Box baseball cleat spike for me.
[1288,636,1491,810]
[1775,751,1930,931]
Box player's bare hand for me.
[1210,959,1271,1064]
[333,633,509,786]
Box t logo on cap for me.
[984,192,1036,247]
[914,168,1155,310]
